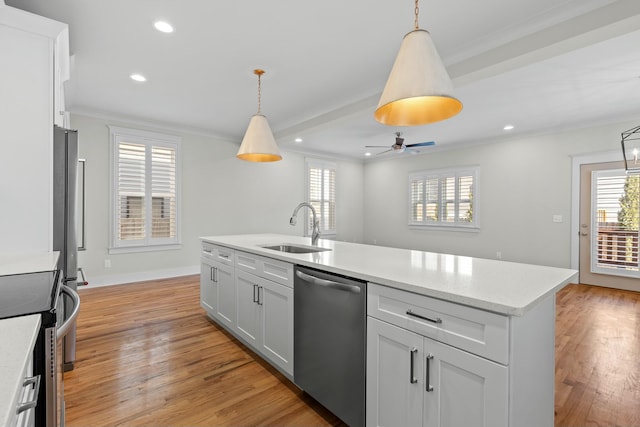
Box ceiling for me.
[6,0,640,160]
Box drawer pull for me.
[202,249,213,254]
[409,347,418,384]
[406,309,442,324]
[426,354,434,392]
[17,375,40,414]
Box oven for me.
[0,270,80,427]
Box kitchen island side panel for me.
[508,293,556,427]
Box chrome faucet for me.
[290,202,320,245]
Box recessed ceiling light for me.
[130,74,147,82]
[365,152,372,157]
[154,21,174,33]
[294,137,303,143]
[503,124,514,131]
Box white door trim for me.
[570,150,621,272]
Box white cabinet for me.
[367,316,508,427]
[367,283,555,427]
[200,258,218,313]
[367,316,423,427]
[235,269,294,375]
[0,6,69,253]
[199,241,294,378]
[200,243,236,329]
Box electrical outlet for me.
[496,251,502,260]
[553,215,563,223]
[104,259,111,268]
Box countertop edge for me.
[200,234,578,317]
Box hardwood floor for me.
[64,276,345,427]
[65,277,640,426]
[554,283,640,427]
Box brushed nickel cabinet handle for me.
[406,309,442,324]
[426,354,434,392]
[409,347,418,384]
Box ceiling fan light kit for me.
[375,0,462,126]
[237,69,282,162]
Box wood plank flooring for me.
[554,283,640,427]
[64,276,345,427]
[64,277,640,426]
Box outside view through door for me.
[580,161,640,291]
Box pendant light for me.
[237,69,282,162]
[374,0,462,126]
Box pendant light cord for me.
[254,69,265,115]
[257,73,262,114]
[414,0,420,30]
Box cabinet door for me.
[367,317,423,427]
[235,270,261,347]
[260,279,293,376]
[200,259,217,313]
[423,337,508,427]
[215,262,236,329]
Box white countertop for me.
[201,234,578,316]
[0,251,59,276]
[0,314,41,427]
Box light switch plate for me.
[552,215,563,223]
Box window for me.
[592,169,640,277]
[109,126,181,253]
[409,166,478,229]
[306,159,336,236]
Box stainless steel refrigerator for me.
[53,125,79,371]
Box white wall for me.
[72,114,364,285]
[363,120,635,268]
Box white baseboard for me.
[81,265,199,288]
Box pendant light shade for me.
[237,114,282,162]
[375,2,462,126]
[237,69,282,162]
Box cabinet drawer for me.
[367,283,509,364]
[236,251,293,288]
[201,242,235,266]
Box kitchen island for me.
[200,234,577,427]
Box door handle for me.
[426,353,434,392]
[257,286,263,306]
[409,348,418,384]
[252,284,258,303]
[295,270,362,294]
[57,285,80,339]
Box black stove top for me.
[0,270,60,326]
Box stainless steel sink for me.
[261,244,331,254]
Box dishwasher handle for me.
[295,270,362,294]
[57,285,80,339]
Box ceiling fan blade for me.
[365,145,393,148]
[405,141,435,148]
[376,149,393,155]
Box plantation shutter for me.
[110,126,181,251]
[409,167,478,228]
[117,142,146,241]
[306,160,336,235]
[151,146,176,238]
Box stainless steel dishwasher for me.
[294,266,366,427]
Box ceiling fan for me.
[366,132,435,155]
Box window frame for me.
[590,168,640,278]
[305,158,337,237]
[109,126,182,254]
[408,166,479,231]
